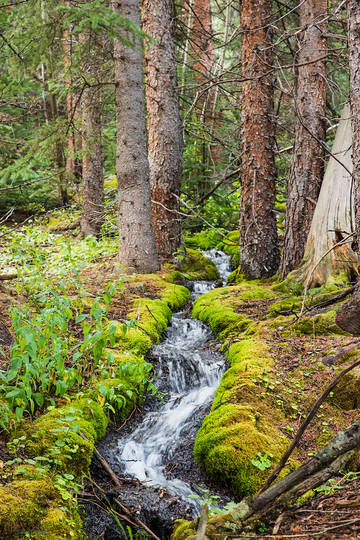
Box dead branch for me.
[305,286,355,314]
[322,341,360,365]
[0,272,18,280]
[51,219,80,232]
[196,504,209,540]
[194,167,241,207]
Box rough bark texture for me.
[335,3,360,334]
[191,0,214,78]
[288,106,357,288]
[142,0,183,263]
[336,282,360,335]
[80,81,104,237]
[239,0,280,279]
[112,0,159,274]
[281,0,328,277]
[348,0,360,262]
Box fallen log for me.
[51,219,80,233]
[0,272,18,280]
[178,417,360,539]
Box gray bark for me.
[142,0,183,263]
[281,0,328,276]
[112,0,159,273]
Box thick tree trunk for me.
[80,80,104,237]
[142,0,183,263]
[335,2,360,335]
[281,0,328,277]
[112,0,159,274]
[348,0,360,260]
[288,106,357,288]
[239,0,280,279]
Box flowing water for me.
[116,250,232,515]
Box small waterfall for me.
[116,250,232,514]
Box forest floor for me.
[0,216,360,538]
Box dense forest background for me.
[0,0,351,275]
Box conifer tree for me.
[142,0,183,263]
[111,0,159,273]
[239,0,279,279]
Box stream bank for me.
[82,250,234,539]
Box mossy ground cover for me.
[0,215,223,538]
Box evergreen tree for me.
[111,0,159,273]
[142,0,183,263]
[239,0,279,279]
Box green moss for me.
[164,270,185,284]
[293,311,349,337]
[112,297,172,354]
[331,350,360,410]
[0,477,81,539]
[171,520,197,540]
[15,399,108,478]
[38,506,82,539]
[194,403,288,496]
[184,229,223,251]
[192,286,262,337]
[180,249,220,281]
[193,333,290,495]
[155,280,191,310]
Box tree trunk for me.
[281,0,328,277]
[348,0,360,261]
[80,35,104,238]
[142,0,183,263]
[288,105,357,288]
[111,0,159,274]
[80,83,104,237]
[239,0,280,279]
[335,2,360,334]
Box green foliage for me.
[188,488,237,517]
[0,275,119,421]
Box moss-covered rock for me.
[193,285,292,496]
[0,476,82,539]
[16,398,106,478]
[184,230,223,251]
[180,248,220,281]
[192,285,275,338]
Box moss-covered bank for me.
[2,274,192,539]
[192,287,291,496]
[173,273,355,539]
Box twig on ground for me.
[80,432,161,540]
[196,504,209,540]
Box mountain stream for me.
[84,250,232,539]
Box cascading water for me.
[116,250,232,514]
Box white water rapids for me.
[117,250,232,510]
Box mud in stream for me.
[82,251,233,539]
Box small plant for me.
[188,488,236,516]
[251,452,273,471]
